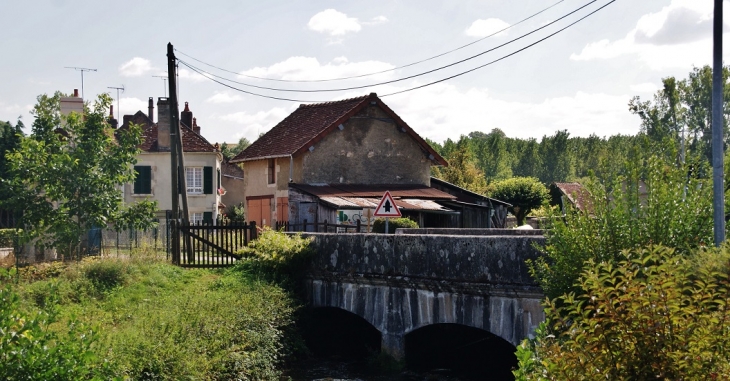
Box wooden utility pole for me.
[712,0,725,246]
[166,43,190,224]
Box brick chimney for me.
[157,98,170,151]
[108,105,118,129]
[180,101,193,129]
[148,97,154,122]
[192,117,200,135]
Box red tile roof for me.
[118,111,217,153]
[552,182,592,212]
[230,93,447,166]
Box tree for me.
[489,177,548,226]
[539,130,574,183]
[432,136,488,194]
[4,93,156,256]
[221,137,252,160]
[0,119,24,209]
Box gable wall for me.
[300,105,432,185]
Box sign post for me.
[373,191,401,233]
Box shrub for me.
[514,246,730,380]
[236,228,314,286]
[82,258,129,292]
[0,229,19,248]
[371,217,418,234]
[489,177,548,226]
[532,156,713,300]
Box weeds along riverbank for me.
[0,245,304,381]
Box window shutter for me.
[133,166,151,194]
[204,166,213,194]
[203,211,213,224]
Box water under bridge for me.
[301,228,545,375]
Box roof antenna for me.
[64,66,97,99]
[153,75,168,97]
[107,85,125,121]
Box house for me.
[429,177,511,228]
[220,160,245,210]
[550,182,593,213]
[119,98,223,224]
[231,92,496,230]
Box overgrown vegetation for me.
[1,250,300,380]
[372,217,419,233]
[514,246,730,380]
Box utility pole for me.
[167,43,190,225]
[152,75,168,97]
[65,66,97,99]
[107,85,124,121]
[712,0,725,246]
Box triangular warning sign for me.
[373,191,402,217]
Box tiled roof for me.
[430,177,511,207]
[552,182,592,212]
[222,160,244,179]
[118,112,217,153]
[230,93,447,166]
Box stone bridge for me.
[302,229,546,360]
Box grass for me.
[3,251,299,380]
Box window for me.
[133,166,151,194]
[268,158,275,184]
[190,212,203,225]
[186,167,203,194]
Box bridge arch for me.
[303,306,381,357]
[308,279,543,359]
[405,323,517,380]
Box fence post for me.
[250,221,257,240]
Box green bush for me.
[514,246,730,380]
[236,228,314,286]
[371,217,418,233]
[532,156,713,300]
[489,177,548,226]
[0,229,19,248]
[82,258,129,292]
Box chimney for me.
[192,117,200,135]
[73,89,79,97]
[180,101,193,129]
[148,97,154,122]
[157,97,170,151]
[108,105,118,129]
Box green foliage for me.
[227,202,246,224]
[0,119,24,209]
[489,177,548,226]
[515,246,730,380]
[532,156,713,300]
[236,228,314,286]
[0,277,109,380]
[4,93,156,256]
[82,259,129,292]
[0,229,20,248]
[372,217,419,233]
[221,137,252,160]
[432,136,488,194]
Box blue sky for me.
[0,0,726,145]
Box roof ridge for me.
[298,94,370,108]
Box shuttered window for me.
[204,166,213,194]
[133,166,151,194]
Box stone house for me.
[119,98,223,224]
[230,93,486,230]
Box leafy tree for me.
[469,129,513,182]
[538,130,574,183]
[514,246,730,380]
[432,136,488,194]
[512,138,541,179]
[4,93,156,257]
[221,137,252,160]
[0,119,24,212]
[489,177,548,226]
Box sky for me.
[0,0,727,145]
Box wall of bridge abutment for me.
[302,230,547,360]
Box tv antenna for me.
[153,75,168,97]
[107,85,125,121]
[64,66,97,99]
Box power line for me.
[174,0,566,83]
[381,0,616,97]
[177,0,598,94]
[179,0,614,103]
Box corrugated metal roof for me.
[318,196,456,213]
[291,183,456,200]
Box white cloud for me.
[119,57,154,77]
[630,82,660,93]
[240,56,395,81]
[177,68,210,82]
[206,92,243,104]
[0,101,32,123]
[363,15,388,26]
[118,97,148,119]
[218,107,291,138]
[571,0,730,70]
[362,83,639,143]
[308,9,361,36]
[465,18,510,37]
